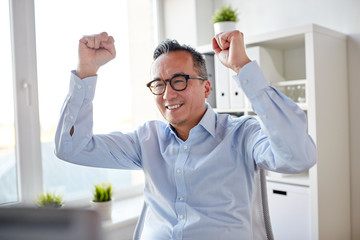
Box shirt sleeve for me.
[54,71,142,170]
[233,61,317,173]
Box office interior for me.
[0,0,359,239]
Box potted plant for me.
[35,192,64,208]
[90,183,113,220]
[212,5,239,35]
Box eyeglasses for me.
[146,74,206,95]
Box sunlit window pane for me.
[0,0,18,205]
[34,0,143,201]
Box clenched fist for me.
[212,30,251,74]
[76,32,116,79]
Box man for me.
[55,31,317,239]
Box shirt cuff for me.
[232,61,270,100]
[69,70,97,100]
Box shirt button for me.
[179,197,184,201]
[88,85,92,89]
[70,115,74,120]
[77,84,82,89]
[176,169,182,174]
[183,145,188,150]
[243,79,248,84]
[262,114,267,119]
[179,215,184,220]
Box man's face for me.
[150,51,210,130]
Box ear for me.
[204,80,211,98]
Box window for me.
[34,0,144,201]
[1,0,155,205]
[0,0,18,204]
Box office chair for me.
[133,168,274,240]
[252,168,274,240]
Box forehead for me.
[151,51,194,78]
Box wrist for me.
[233,57,251,74]
[76,64,98,79]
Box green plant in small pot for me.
[212,5,239,35]
[90,183,113,220]
[35,192,64,208]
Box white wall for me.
[128,0,160,128]
[161,0,360,239]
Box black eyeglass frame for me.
[146,74,206,95]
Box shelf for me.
[266,171,310,187]
[297,103,307,110]
[275,79,306,86]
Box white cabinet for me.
[198,24,350,239]
[267,181,311,240]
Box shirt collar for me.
[198,103,216,138]
[165,103,217,138]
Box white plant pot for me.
[90,200,113,221]
[213,21,237,35]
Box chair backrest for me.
[133,168,274,240]
[252,168,274,240]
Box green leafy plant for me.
[212,5,239,24]
[92,183,112,202]
[35,192,64,208]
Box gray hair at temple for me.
[153,39,208,79]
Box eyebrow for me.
[151,72,187,82]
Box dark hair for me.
[153,39,208,79]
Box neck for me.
[172,126,190,141]
[170,104,208,141]
[171,112,206,141]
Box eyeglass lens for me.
[150,75,187,94]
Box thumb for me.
[212,37,221,55]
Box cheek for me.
[154,96,163,108]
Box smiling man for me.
[55,31,317,239]
[149,48,211,140]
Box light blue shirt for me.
[55,61,316,240]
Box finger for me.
[81,36,95,48]
[218,32,230,50]
[79,36,88,45]
[100,35,114,48]
[212,37,221,54]
[101,36,116,57]
[94,32,108,49]
[214,34,221,49]
[79,35,94,48]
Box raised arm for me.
[212,30,316,173]
[55,33,142,170]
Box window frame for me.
[9,0,43,205]
[6,0,161,206]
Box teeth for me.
[167,104,181,110]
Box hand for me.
[212,30,251,74]
[76,32,116,79]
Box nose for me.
[162,83,177,100]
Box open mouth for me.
[166,104,183,110]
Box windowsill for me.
[102,194,144,231]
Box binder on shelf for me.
[214,57,230,109]
[229,68,245,109]
[203,53,216,108]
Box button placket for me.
[172,142,190,238]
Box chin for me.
[167,117,186,126]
